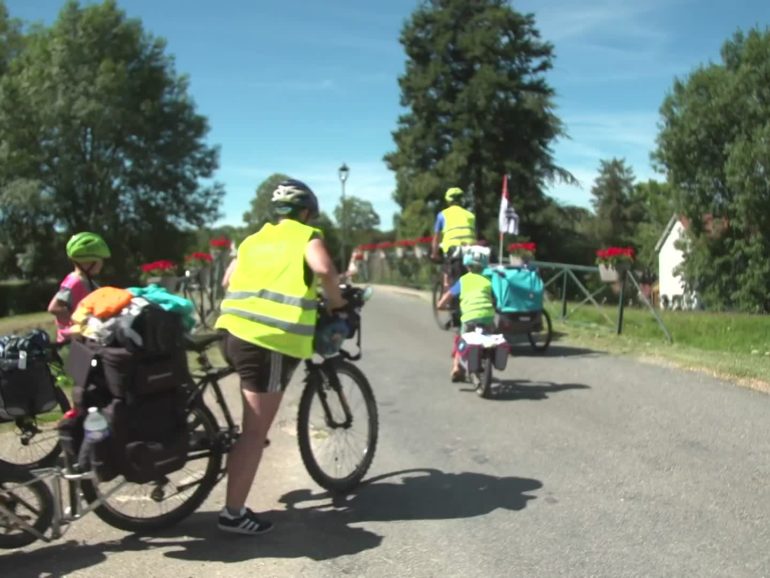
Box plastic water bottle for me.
[83,407,109,441]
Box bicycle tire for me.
[0,468,53,549]
[297,361,378,494]
[527,309,553,352]
[0,386,71,472]
[80,402,222,533]
[477,357,493,399]
[432,280,456,331]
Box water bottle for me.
[83,407,109,441]
[78,407,109,472]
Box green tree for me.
[333,195,380,248]
[384,0,575,252]
[0,0,223,282]
[394,199,434,240]
[0,1,22,76]
[242,173,290,232]
[653,28,770,311]
[628,179,675,279]
[589,158,641,247]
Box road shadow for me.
[459,379,590,401]
[2,468,541,574]
[506,334,602,358]
[280,468,542,523]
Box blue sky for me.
[6,0,770,229]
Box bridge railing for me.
[347,240,672,343]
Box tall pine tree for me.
[385,0,574,252]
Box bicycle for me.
[431,251,464,331]
[0,283,378,547]
[457,326,510,399]
[0,343,72,472]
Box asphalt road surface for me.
[3,286,769,577]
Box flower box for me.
[146,275,179,292]
[598,264,620,283]
[508,241,536,265]
[595,246,634,282]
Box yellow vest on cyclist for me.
[459,272,495,323]
[439,205,476,252]
[215,219,320,359]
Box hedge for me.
[0,280,60,317]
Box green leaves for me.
[386,0,573,249]
[654,26,770,311]
[0,0,223,282]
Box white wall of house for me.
[658,220,687,304]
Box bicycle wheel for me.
[297,361,378,493]
[0,468,53,549]
[432,280,455,331]
[476,357,493,399]
[0,386,70,472]
[80,402,223,532]
[527,309,553,352]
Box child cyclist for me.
[436,246,496,381]
[47,232,111,343]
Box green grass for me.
[0,311,54,336]
[545,301,770,390]
[550,301,770,353]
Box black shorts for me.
[223,332,300,393]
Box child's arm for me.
[47,294,71,324]
[436,289,453,310]
[437,279,461,309]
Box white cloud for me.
[521,0,672,44]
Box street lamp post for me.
[338,162,350,272]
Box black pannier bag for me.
[64,338,192,483]
[114,301,185,356]
[0,330,58,421]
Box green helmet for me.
[66,232,111,261]
[445,187,464,202]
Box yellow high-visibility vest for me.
[215,219,320,359]
[440,205,476,251]
[459,272,495,323]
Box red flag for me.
[498,174,519,235]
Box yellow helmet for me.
[444,187,464,202]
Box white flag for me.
[498,174,519,235]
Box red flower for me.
[186,252,213,263]
[139,260,177,277]
[595,246,635,265]
[507,242,537,254]
[210,237,230,248]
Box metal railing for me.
[352,251,672,343]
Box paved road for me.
[3,286,769,577]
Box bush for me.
[0,280,59,317]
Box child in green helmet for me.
[47,232,111,342]
[437,245,495,381]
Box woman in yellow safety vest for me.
[430,187,477,257]
[430,187,477,289]
[214,179,346,535]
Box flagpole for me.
[499,232,504,266]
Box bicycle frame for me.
[0,465,141,543]
[304,358,356,430]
